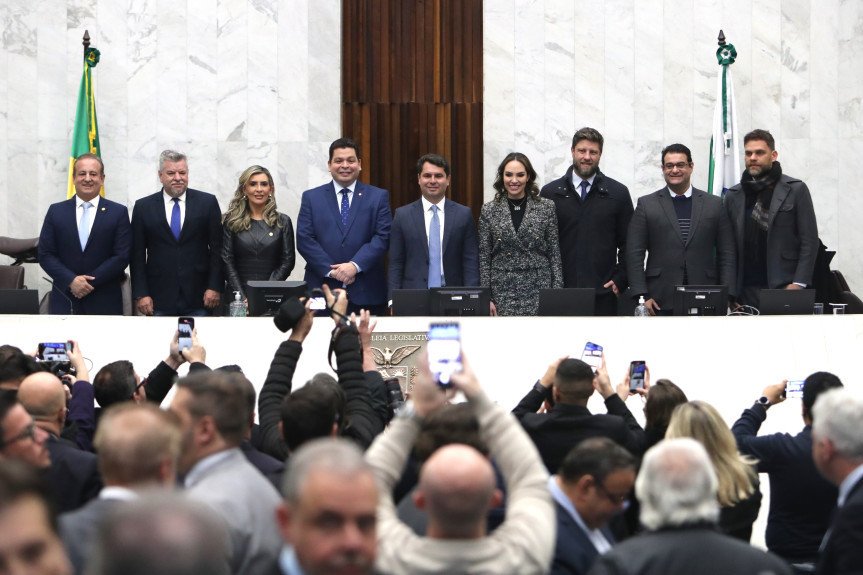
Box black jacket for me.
[540,167,633,292]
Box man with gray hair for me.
[131,149,223,316]
[276,437,378,575]
[588,438,791,575]
[811,387,863,574]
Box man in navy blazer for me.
[39,154,131,315]
[550,438,636,575]
[130,150,223,316]
[388,154,479,299]
[297,138,391,314]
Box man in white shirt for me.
[388,153,479,299]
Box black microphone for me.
[42,276,74,315]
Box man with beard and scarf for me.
[540,128,634,316]
[724,130,819,309]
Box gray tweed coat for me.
[479,195,563,316]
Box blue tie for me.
[579,180,589,201]
[340,189,350,227]
[78,201,92,250]
[428,205,442,288]
[170,198,181,240]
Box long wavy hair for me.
[223,165,280,232]
[492,152,540,202]
[665,401,758,507]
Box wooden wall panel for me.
[342,0,483,219]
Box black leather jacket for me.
[222,212,295,298]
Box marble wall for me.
[1,0,862,293]
[0,0,341,289]
[484,0,863,291]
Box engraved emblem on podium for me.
[369,332,427,395]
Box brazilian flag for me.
[67,46,102,198]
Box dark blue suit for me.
[130,189,223,315]
[552,501,614,575]
[38,197,131,315]
[388,198,479,296]
[296,181,391,307]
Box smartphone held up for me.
[178,317,194,351]
[427,322,462,388]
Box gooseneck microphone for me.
[42,276,74,315]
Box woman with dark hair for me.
[479,152,562,315]
[222,165,295,304]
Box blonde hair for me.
[222,165,280,232]
[665,400,758,507]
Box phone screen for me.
[581,342,603,372]
[38,342,70,362]
[309,297,326,310]
[786,380,805,399]
[427,322,462,388]
[629,361,647,391]
[178,317,194,351]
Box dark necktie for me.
[170,198,181,240]
[340,189,350,227]
[579,180,589,201]
[428,205,442,288]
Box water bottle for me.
[634,295,649,317]
[229,291,246,317]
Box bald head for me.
[17,373,66,433]
[417,444,497,538]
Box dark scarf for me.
[739,161,782,287]
[740,161,782,231]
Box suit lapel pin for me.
[101,207,106,211]
[268,232,274,236]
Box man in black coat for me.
[130,149,223,316]
[540,128,633,316]
[512,357,643,473]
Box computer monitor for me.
[392,289,431,316]
[0,289,39,314]
[672,285,728,316]
[245,280,307,316]
[759,289,816,315]
[538,288,595,316]
[429,287,491,316]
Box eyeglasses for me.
[3,421,39,445]
[663,162,691,171]
[595,481,629,505]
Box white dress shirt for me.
[76,195,100,235]
[421,196,446,278]
[163,190,186,228]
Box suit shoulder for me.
[595,172,631,196]
[540,174,569,197]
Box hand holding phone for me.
[178,317,195,351]
[581,342,603,373]
[785,380,805,399]
[37,342,71,362]
[629,361,647,391]
[427,322,462,388]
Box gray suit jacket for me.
[724,174,819,291]
[626,187,736,309]
[60,497,123,575]
[186,448,282,575]
[479,196,563,316]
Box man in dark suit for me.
[732,373,842,571]
[626,143,736,315]
[59,403,181,575]
[388,153,479,297]
[724,129,819,308]
[550,438,636,575]
[296,138,392,314]
[39,154,131,315]
[811,388,863,575]
[130,150,223,316]
[512,357,644,473]
[588,438,791,575]
[541,128,634,316]
[16,372,102,514]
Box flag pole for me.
[83,29,90,55]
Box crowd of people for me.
[1,284,860,575]
[36,127,818,317]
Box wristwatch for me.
[757,396,771,407]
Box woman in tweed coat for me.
[479,152,563,316]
